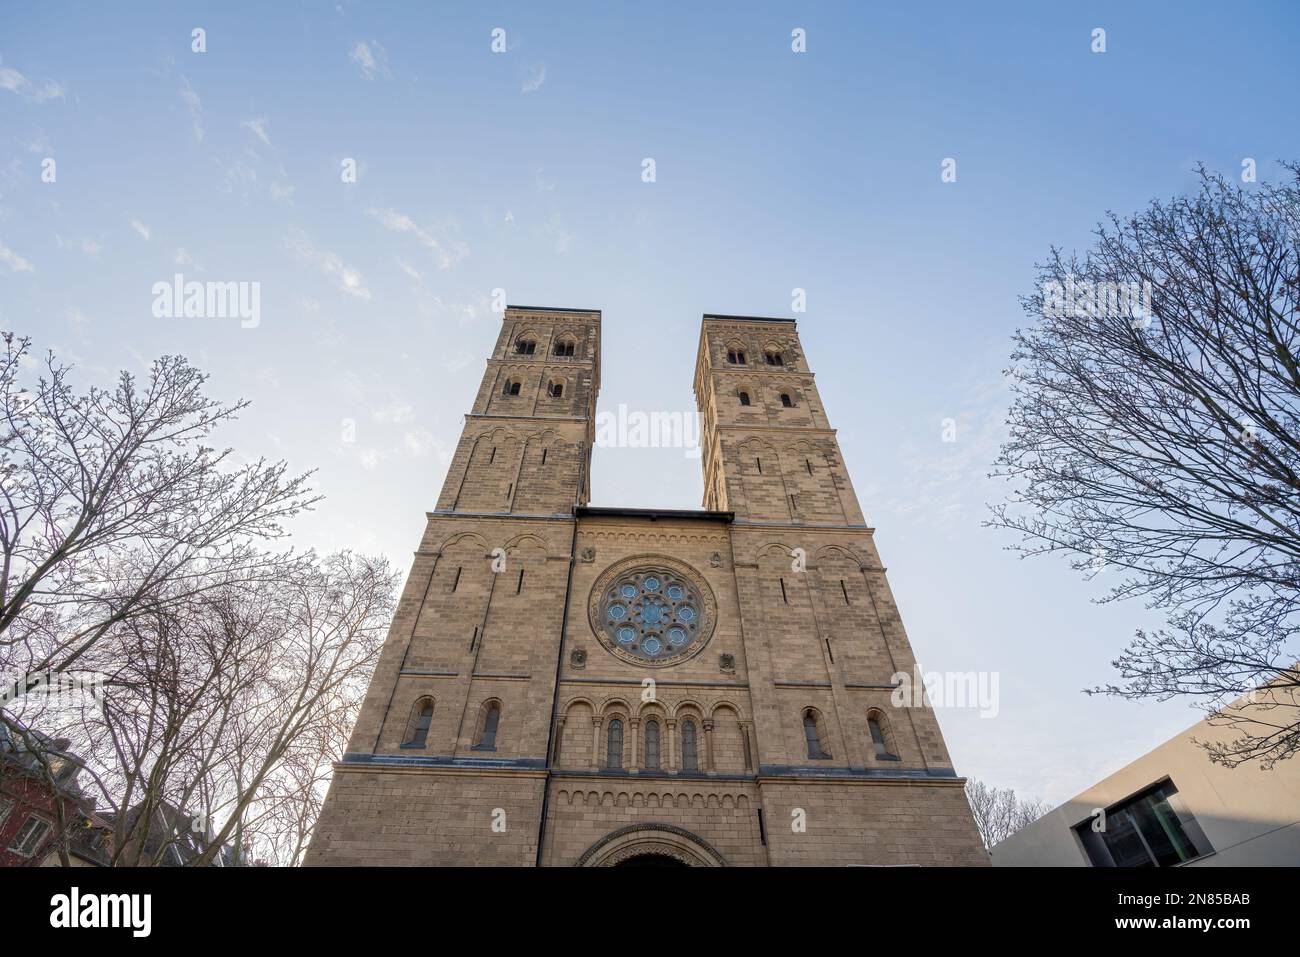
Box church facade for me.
[305,307,987,866]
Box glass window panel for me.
[681,720,698,770]
[607,719,624,768]
[644,720,660,769]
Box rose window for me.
[599,568,705,663]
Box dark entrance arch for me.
[613,852,690,867]
[575,823,729,867]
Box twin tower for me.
[306,307,986,866]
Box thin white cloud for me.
[521,63,546,94]
[174,247,195,266]
[442,351,475,372]
[55,235,101,257]
[366,207,468,270]
[396,258,423,281]
[129,219,151,241]
[179,77,204,142]
[372,398,414,424]
[540,215,574,254]
[0,240,34,273]
[23,131,52,155]
[0,60,64,103]
[241,116,272,147]
[349,41,391,81]
[285,228,370,299]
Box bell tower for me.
[695,315,865,525]
[437,306,600,515]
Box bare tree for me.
[16,550,395,866]
[0,334,317,705]
[989,164,1300,767]
[0,339,396,865]
[965,778,1049,849]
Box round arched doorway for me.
[575,823,728,867]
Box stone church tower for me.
[306,307,987,866]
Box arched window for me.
[765,350,784,366]
[738,390,751,406]
[727,349,746,365]
[547,379,564,398]
[644,719,661,770]
[515,338,536,355]
[606,718,624,769]
[553,338,576,357]
[502,379,521,396]
[474,702,500,751]
[404,698,434,748]
[803,710,830,760]
[681,719,699,771]
[780,392,794,408]
[868,713,899,761]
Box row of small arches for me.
[502,376,566,397]
[803,707,900,762]
[738,388,795,408]
[402,697,500,750]
[400,697,900,764]
[514,334,578,357]
[556,790,752,809]
[725,347,787,367]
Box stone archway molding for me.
[575,822,729,867]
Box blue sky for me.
[3,2,1298,805]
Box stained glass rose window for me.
[591,562,713,665]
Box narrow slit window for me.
[516,568,525,594]
[451,566,462,592]
[681,720,699,771]
[840,579,850,604]
[606,719,624,769]
[868,715,899,761]
[644,719,661,770]
[541,448,548,465]
[803,711,830,759]
[475,703,500,751]
[779,577,788,603]
[405,700,434,748]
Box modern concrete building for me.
[992,690,1300,867]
